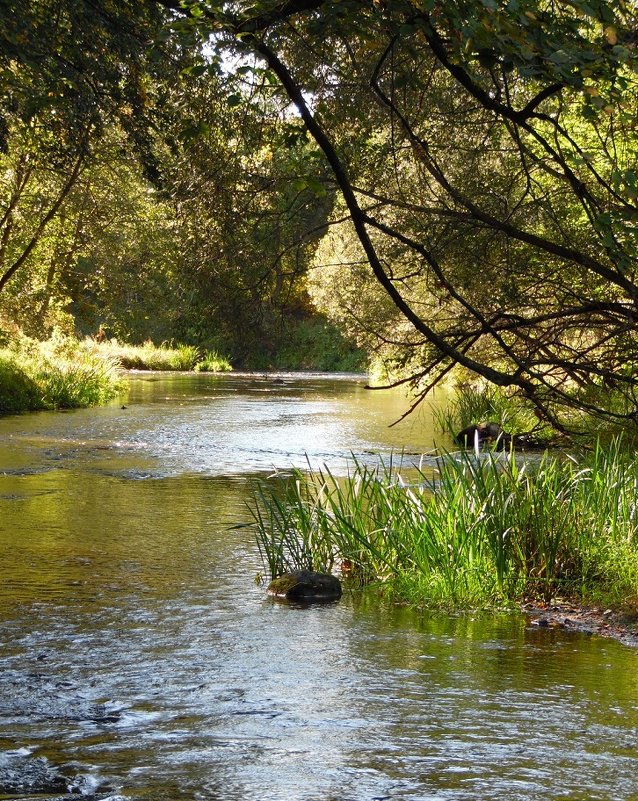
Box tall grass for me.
[436,383,553,444]
[84,339,232,372]
[250,443,638,609]
[194,349,233,373]
[86,339,198,370]
[0,328,233,413]
[0,345,123,412]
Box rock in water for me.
[455,421,505,447]
[267,570,342,603]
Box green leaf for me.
[548,49,573,64]
[305,177,327,197]
[597,212,612,227]
[182,63,208,77]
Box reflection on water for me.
[0,373,637,800]
[0,372,447,478]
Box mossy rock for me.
[267,570,342,603]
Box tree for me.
[0,1,340,359]
[153,63,335,361]
[0,0,185,308]
[157,0,638,429]
[0,0,171,173]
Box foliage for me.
[0,6,344,367]
[436,382,554,444]
[159,0,638,433]
[250,445,638,609]
[156,66,336,363]
[4,0,638,418]
[0,333,123,412]
[86,339,202,371]
[194,350,233,372]
[267,317,367,372]
[0,0,173,177]
[0,128,183,342]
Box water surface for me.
[1,373,637,800]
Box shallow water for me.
[1,373,637,800]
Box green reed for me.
[251,443,638,609]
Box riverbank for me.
[0,330,235,413]
[0,338,123,413]
[526,601,638,647]
[88,338,232,372]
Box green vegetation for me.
[2,1,637,431]
[0,336,123,413]
[2,1,638,619]
[0,325,235,413]
[260,318,367,373]
[436,383,556,446]
[251,443,638,612]
[87,339,230,372]
[194,349,234,373]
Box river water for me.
[0,372,637,801]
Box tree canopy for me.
[1,0,637,425]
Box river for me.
[0,372,637,801]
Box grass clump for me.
[88,339,200,371]
[437,383,553,444]
[0,335,123,413]
[194,350,233,373]
[0,326,233,414]
[0,353,43,412]
[250,443,638,611]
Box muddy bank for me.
[525,602,638,647]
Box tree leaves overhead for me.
[2,0,638,424]
[0,0,175,175]
[159,0,638,425]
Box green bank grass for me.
[87,339,231,372]
[0,327,233,413]
[251,444,638,610]
[194,349,233,373]
[0,345,123,413]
